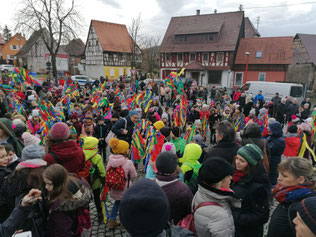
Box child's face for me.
[0,150,9,167]
[33,116,40,123]
[75,106,80,110]
[7,151,14,163]
[71,118,77,124]
[98,120,105,125]
[44,177,54,192]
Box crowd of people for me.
[0,74,315,237]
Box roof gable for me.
[244,17,260,38]
[235,37,293,65]
[90,20,133,53]
[296,33,316,65]
[160,11,244,53]
[65,38,85,57]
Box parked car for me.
[71,75,95,86]
[0,64,15,73]
[143,78,165,85]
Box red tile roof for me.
[91,20,133,53]
[160,11,244,53]
[235,37,293,65]
[185,61,206,70]
[296,33,316,65]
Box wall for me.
[287,63,315,90]
[1,34,26,61]
[104,66,131,80]
[233,71,286,88]
[82,64,104,79]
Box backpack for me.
[75,207,92,237]
[105,118,127,145]
[177,202,222,236]
[105,166,126,190]
[78,153,99,185]
[183,162,201,194]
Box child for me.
[27,110,40,135]
[170,126,186,158]
[0,145,10,187]
[82,113,95,136]
[70,113,82,136]
[82,137,106,223]
[43,164,92,237]
[93,116,108,161]
[3,143,20,171]
[72,104,82,117]
[107,138,137,229]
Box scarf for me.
[232,170,247,183]
[272,182,315,203]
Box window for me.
[258,72,266,81]
[10,45,18,50]
[290,86,303,97]
[235,72,243,86]
[166,54,170,61]
[203,53,208,61]
[178,36,187,43]
[17,37,20,40]
[178,54,183,61]
[216,52,224,63]
[190,53,196,61]
[256,51,263,58]
[208,70,222,84]
[110,68,115,77]
[96,40,98,46]
[205,34,215,41]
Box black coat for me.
[231,164,270,237]
[188,110,200,124]
[276,103,286,123]
[93,124,109,147]
[205,139,241,164]
[111,116,134,144]
[243,102,253,118]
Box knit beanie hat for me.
[199,157,235,184]
[194,119,201,126]
[298,122,312,133]
[291,115,300,123]
[32,109,39,117]
[160,127,170,138]
[153,121,164,131]
[83,137,99,150]
[161,112,168,120]
[297,196,316,235]
[50,122,70,141]
[109,138,129,154]
[237,144,263,166]
[192,134,203,146]
[21,144,45,161]
[249,109,256,115]
[14,124,27,138]
[288,125,298,134]
[71,113,79,120]
[161,142,176,154]
[22,132,41,146]
[171,126,181,138]
[17,159,47,169]
[119,179,170,237]
[156,151,178,175]
[129,110,138,117]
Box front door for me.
[191,72,200,85]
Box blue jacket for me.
[254,94,264,103]
[268,122,286,160]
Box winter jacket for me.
[170,137,186,158]
[72,121,82,136]
[83,146,105,190]
[283,133,300,157]
[240,123,271,160]
[268,123,286,159]
[188,110,200,124]
[27,120,40,135]
[155,174,193,224]
[106,154,137,200]
[231,164,270,237]
[233,91,241,101]
[93,124,108,147]
[193,184,241,237]
[199,110,210,121]
[81,123,95,137]
[0,167,11,189]
[111,117,134,144]
[0,118,24,157]
[44,140,85,175]
[205,139,241,164]
[0,203,34,237]
[46,182,92,237]
[243,102,253,118]
[276,103,286,123]
[179,144,202,175]
[254,94,264,103]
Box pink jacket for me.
[106,154,137,200]
[27,120,40,135]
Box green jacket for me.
[170,137,186,156]
[179,143,202,175]
[83,149,106,189]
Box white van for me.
[71,75,95,86]
[240,81,305,103]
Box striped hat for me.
[237,144,263,166]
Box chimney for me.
[214,9,217,14]
[196,9,200,15]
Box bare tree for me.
[128,13,142,70]
[14,0,83,78]
[142,35,161,77]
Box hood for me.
[243,123,261,138]
[108,154,128,168]
[83,137,99,150]
[180,143,202,164]
[0,118,15,137]
[285,136,300,146]
[50,140,83,162]
[269,122,283,137]
[56,184,92,212]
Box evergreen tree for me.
[3,25,12,42]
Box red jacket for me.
[200,110,210,121]
[44,140,85,175]
[283,135,301,157]
[233,91,241,101]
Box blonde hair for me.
[278,157,314,185]
[0,145,6,153]
[245,96,251,104]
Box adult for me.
[205,120,241,164]
[43,122,85,175]
[193,157,240,237]
[231,144,270,237]
[300,103,311,120]
[287,98,299,122]
[155,151,193,224]
[301,97,311,110]
[210,86,216,100]
[254,90,264,104]
[111,110,139,145]
[276,98,286,126]
[267,121,286,186]
[271,92,281,117]
[238,93,246,110]
[0,118,24,158]
[242,96,253,118]
[267,157,316,237]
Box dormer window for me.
[205,34,215,41]
[255,51,263,58]
[178,36,187,43]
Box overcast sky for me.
[1,0,316,43]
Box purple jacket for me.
[155,174,193,224]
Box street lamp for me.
[244,52,250,93]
